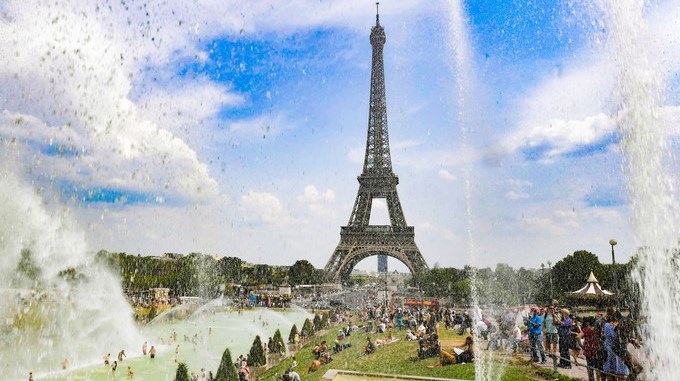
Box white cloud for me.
[239,190,285,224]
[504,113,617,159]
[227,114,292,142]
[505,191,529,201]
[301,185,335,204]
[438,169,457,181]
[0,4,220,201]
[136,81,243,136]
[521,207,622,236]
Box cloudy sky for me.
[1,0,678,271]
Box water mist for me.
[594,0,680,379]
[447,1,507,380]
[0,168,141,379]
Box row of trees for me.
[96,251,324,298]
[96,248,641,306]
[411,250,636,306]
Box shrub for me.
[174,362,190,381]
[248,335,266,367]
[215,347,238,381]
[288,324,298,344]
[272,329,285,355]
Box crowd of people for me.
[464,304,644,381]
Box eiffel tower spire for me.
[324,5,428,283]
[364,2,392,175]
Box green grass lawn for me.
[257,323,582,381]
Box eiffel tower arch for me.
[325,6,428,283]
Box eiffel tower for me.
[324,5,428,283]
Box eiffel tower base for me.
[324,226,428,283]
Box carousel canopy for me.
[570,271,614,296]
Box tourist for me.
[118,349,126,362]
[440,336,474,365]
[207,370,214,381]
[543,306,559,359]
[175,344,180,362]
[104,353,111,366]
[570,316,583,366]
[509,324,522,353]
[142,341,148,355]
[239,360,250,381]
[28,372,33,381]
[558,309,573,368]
[149,345,156,359]
[288,367,301,381]
[602,312,629,380]
[127,366,134,380]
[405,329,418,341]
[111,360,118,376]
[582,317,601,381]
[62,358,70,369]
[364,336,376,355]
[291,356,297,369]
[526,308,546,364]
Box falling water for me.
[0,167,142,379]
[594,0,680,379]
[447,1,506,380]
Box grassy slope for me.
[257,323,580,381]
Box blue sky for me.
[1,0,679,271]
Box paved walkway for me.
[515,351,589,380]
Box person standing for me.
[602,313,629,380]
[570,316,583,366]
[582,317,601,381]
[527,308,547,363]
[142,341,148,356]
[543,306,559,359]
[558,309,573,368]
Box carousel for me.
[567,271,619,308]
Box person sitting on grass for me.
[308,360,321,373]
[364,336,376,355]
[406,329,418,341]
[440,336,475,365]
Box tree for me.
[288,260,317,286]
[288,324,298,344]
[248,335,266,367]
[16,248,41,285]
[301,318,314,338]
[174,362,190,381]
[313,314,322,332]
[218,256,243,283]
[272,329,285,355]
[214,347,238,381]
[552,250,603,300]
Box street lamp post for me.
[609,239,619,308]
[547,261,553,305]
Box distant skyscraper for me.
[378,255,388,273]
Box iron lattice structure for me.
[324,10,428,283]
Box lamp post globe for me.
[609,239,619,308]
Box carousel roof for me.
[570,271,615,296]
